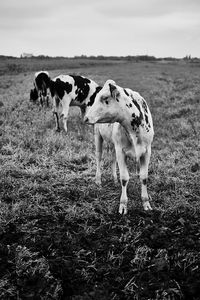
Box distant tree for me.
[183,55,192,60]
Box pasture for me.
[0,58,200,299]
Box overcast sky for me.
[0,0,200,58]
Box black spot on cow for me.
[136,161,140,174]
[126,103,132,108]
[122,180,127,186]
[142,179,147,185]
[130,95,144,131]
[124,89,129,96]
[142,98,148,114]
[55,96,60,107]
[50,79,73,99]
[70,75,91,103]
[141,98,150,126]
[131,112,143,131]
[87,86,102,107]
[131,95,142,114]
[35,72,51,92]
[30,88,38,102]
[140,154,146,166]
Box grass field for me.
[0,58,200,299]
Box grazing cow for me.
[84,80,154,214]
[30,71,51,107]
[49,74,101,132]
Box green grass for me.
[0,59,200,299]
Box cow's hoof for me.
[119,203,127,215]
[113,176,118,185]
[143,201,152,211]
[95,179,102,186]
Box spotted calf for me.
[30,71,51,107]
[50,74,101,132]
[84,80,154,214]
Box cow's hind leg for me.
[52,97,60,132]
[111,146,118,184]
[61,97,71,133]
[39,91,43,107]
[139,145,152,211]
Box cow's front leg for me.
[139,145,152,211]
[111,148,118,184]
[94,126,103,185]
[115,146,129,214]
[46,95,49,108]
[53,111,60,132]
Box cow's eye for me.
[101,96,107,100]
[101,96,109,103]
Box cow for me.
[30,71,51,107]
[49,74,101,132]
[84,79,154,214]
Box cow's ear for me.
[109,83,119,99]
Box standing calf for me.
[50,74,101,132]
[30,71,51,107]
[84,80,154,214]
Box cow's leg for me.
[52,97,60,132]
[136,160,140,176]
[111,147,118,184]
[46,95,49,108]
[80,106,86,120]
[115,146,129,214]
[61,97,71,133]
[39,91,43,107]
[139,145,152,211]
[80,106,86,133]
[53,112,60,132]
[94,127,103,185]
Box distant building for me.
[21,53,33,58]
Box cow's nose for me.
[84,116,89,123]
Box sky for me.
[0,0,200,58]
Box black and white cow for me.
[49,74,101,132]
[30,71,51,107]
[84,79,154,214]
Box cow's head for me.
[30,88,38,102]
[84,80,122,124]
